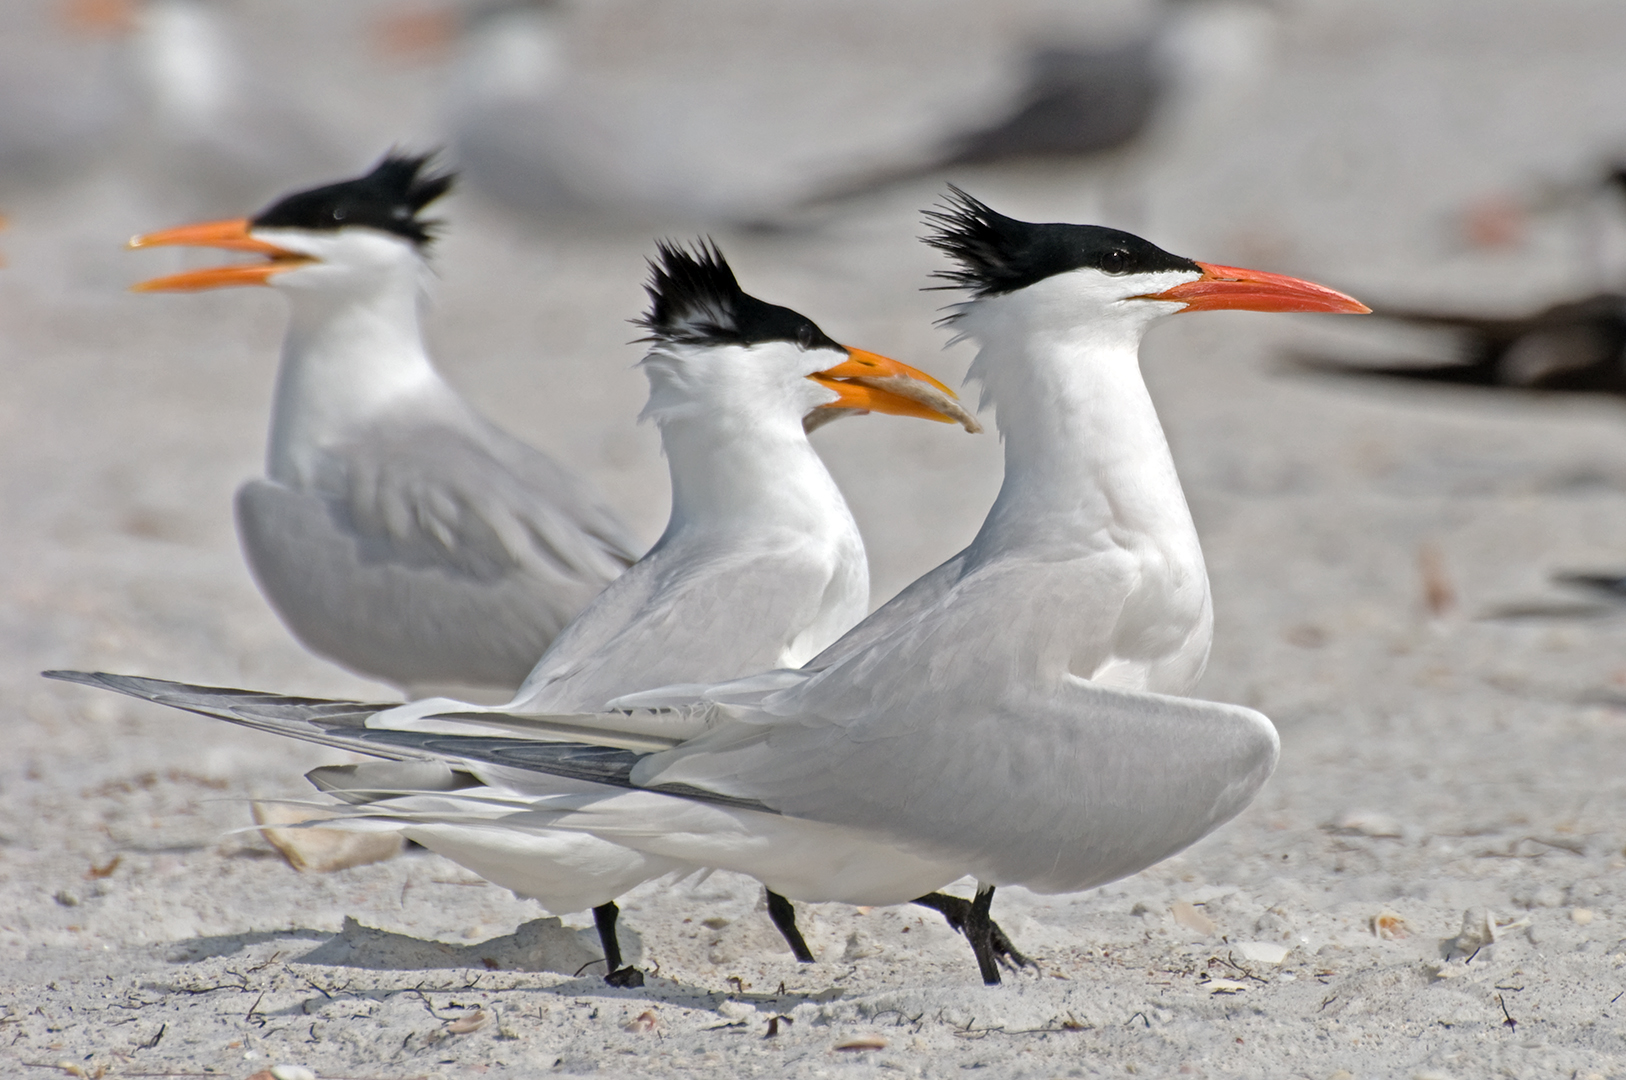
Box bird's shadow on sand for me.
[162,915,845,1013]
[166,914,614,973]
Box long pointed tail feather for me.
[41,671,774,814]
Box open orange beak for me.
[809,348,981,432]
[1140,262,1370,314]
[127,218,315,292]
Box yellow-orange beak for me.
[127,218,315,292]
[809,348,981,432]
[1139,262,1370,314]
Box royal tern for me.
[346,239,975,984]
[127,153,641,697]
[54,189,1367,985]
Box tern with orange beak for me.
[128,153,640,697]
[59,189,1365,986]
[344,240,978,984]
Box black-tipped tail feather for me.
[41,671,773,815]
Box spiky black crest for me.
[636,240,843,352]
[251,152,456,246]
[922,185,1198,299]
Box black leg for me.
[765,889,816,962]
[911,887,1033,982]
[593,901,645,987]
[965,884,1002,985]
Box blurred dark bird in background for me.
[1290,166,1626,396]
[1291,165,1626,610]
[412,0,1183,222]
[1292,294,1626,395]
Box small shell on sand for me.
[446,1008,489,1034]
[1232,941,1291,964]
[1172,901,1216,937]
[1205,978,1249,994]
[251,801,403,873]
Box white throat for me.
[638,343,857,544]
[640,342,868,663]
[958,278,1212,692]
[264,264,451,488]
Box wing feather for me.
[236,416,640,690]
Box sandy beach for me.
[8,1,1626,1076]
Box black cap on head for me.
[636,239,843,352]
[922,185,1198,299]
[251,152,456,246]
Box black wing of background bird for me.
[1290,294,1626,394]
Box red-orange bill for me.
[1142,262,1370,314]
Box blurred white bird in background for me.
[123,0,355,211]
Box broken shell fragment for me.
[252,801,403,873]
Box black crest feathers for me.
[251,152,456,246]
[922,185,1198,298]
[636,240,842,351]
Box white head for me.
[633,240,971,438]
[920,186,1370,408]
[126,152,454,301]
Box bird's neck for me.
[657,411,859,549]
[265,277,452,487]
[971,304,1204,577]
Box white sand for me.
[8,2,1626,1077]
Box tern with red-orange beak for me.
[59,189,1363,989]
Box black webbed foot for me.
[911,887,1036,983]
[604,965,645,988]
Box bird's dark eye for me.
[1100,249,1129,275]
[333,206,347,221]
[796,324,816,350]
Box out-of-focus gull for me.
[125,0,353,209]
[344,239,977,984]
[52,189,1368,984]
[126,154,641,697]
[434,0,1172,222]
[0,1,130,192]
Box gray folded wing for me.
[512,540,850,713]
[634,675,1279,895]
[237,416,640,692]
